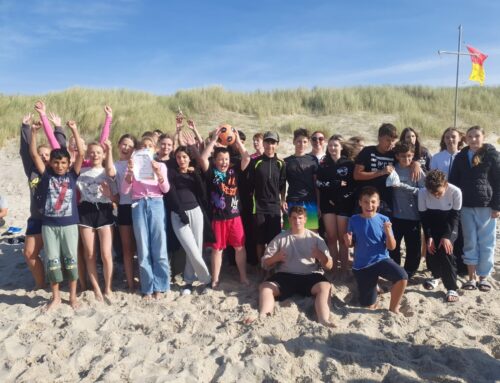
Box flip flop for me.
[423,278,439,290]
[462,280,477,290]
[478,279,492,292]
[446,290,459,302]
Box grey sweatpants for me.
[171,206,211,284]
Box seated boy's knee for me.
[260,281,279,295]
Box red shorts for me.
[210,216,245,250]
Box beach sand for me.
[0,139,499,383]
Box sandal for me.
[462,280,477,290]
[423,278,439,290]
[446,290,459,302]
[478,279,492,292]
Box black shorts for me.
[255,213,281,245]
[320,201,352,217]
[117,204,133,226]
[267,272,329,301]
[353,258,408,306]
[26,217,42,235]
[78,201,114,229]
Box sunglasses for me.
[311,136,324,142]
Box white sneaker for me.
[181,285,192,296]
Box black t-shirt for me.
[173,172,198,211]
[206,165,241,220]
[284,154,318,202]
[355,145,395,206]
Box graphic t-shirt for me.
[284,154,318,202]
[355,146,395,206]
[39,168,79,226]
[77,167,116,204]
[206,166,241,220]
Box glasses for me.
[311,136,324,142]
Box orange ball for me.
[218,124,236,146]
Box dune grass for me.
[1,86,499,148]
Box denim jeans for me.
[461,207,497,277]
[132,197,170,294]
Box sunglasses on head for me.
[312,136,324,142]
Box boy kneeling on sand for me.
[344,187,407,313]
[246,206,334,327]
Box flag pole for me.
[453,25,462,128]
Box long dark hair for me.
[400,127,423,158]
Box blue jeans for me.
[132,198,170,294]
[461,207,497,277]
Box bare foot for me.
[389,305,401,314]
[211,280,220,289]
[368,301,380,310]
[142,294,153,301]
[153,292,163,300]
[43,297,62,312]
[319,319,337,328]
[243,312,270,325]
[69,297,80,310]
[104,292,114,304]
[240,278,250,286]
[94,291,104,302]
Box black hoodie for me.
[449,143,500,211]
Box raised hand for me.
[22,113,33,125]
[34,100,46,116]
[31,120,42,132]
[48,112,62,127]
[100,180,112,199]
[383,221,392,233]
[102,139,112,153]
[187,119,196,131]
[151,160,162,176]
[175,112,184,132]
[66,120,77,131]
[104,105,112,118]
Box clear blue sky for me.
[1,0,499,94]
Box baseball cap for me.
[263,131,279,142]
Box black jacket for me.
[247,154,286,215]
[449,144,500,211]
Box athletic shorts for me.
[26,217,42,236]
[266,272,329,301]
[210,216,245,250]
[78,201,114,229]
[283,200,319,230]
[255,213,281,245]
[320,200,353,217]
[353,258,408,306]
[117,204,133,226]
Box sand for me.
[0,138,499,383]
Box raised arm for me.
[199,127,221,172]
[233,128,251,171]
[103,140,116,178]
[187,119,203,148]
[67,121,85,175]
[99,105,113,144]
[48,112,67,148]
[384,221,396,251]
[34,100,60,149]
[29,122,46,175]
[20,114,34,177]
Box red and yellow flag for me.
[466,45,488,85]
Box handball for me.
[218,124,236,146]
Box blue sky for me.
[1,0,499,94]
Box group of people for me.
[17,100,499,326]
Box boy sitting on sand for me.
[246,206,334,327]
[344,187,407,313]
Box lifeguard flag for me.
[467,45,488,85]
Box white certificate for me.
[132,149,155,181]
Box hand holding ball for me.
[217,124,236,146]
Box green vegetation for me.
[1,86,499,147]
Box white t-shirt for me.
[77,167,115,204]
[262,229,331,274]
